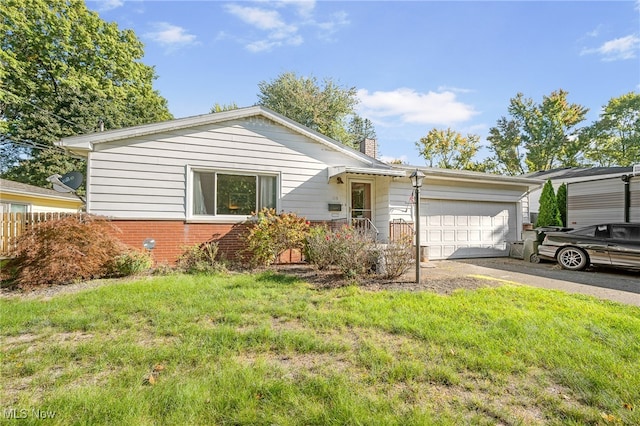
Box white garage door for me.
[422,199,517,260]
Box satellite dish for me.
[60,171,83,190]
[47,171,83,193]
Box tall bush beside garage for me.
[536,179,562,228]
[556,183,567,226]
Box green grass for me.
[1,271,639,425]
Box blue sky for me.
[88,0,640,165]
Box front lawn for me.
[1,272,639,425]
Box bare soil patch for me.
[273,263,504,295]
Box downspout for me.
[621,175,630,223]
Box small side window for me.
[611,226,628,240]
[571,226,596,237]
[594,225,609,238]
[612,226,640,241]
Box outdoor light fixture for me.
[409,169,425,283]
[409,169,425,189]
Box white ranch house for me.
[58,106,541,264]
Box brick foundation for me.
[109,220,303,265]
[109,220,251,265]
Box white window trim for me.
[185,165,280,222]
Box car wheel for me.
[529,253,541,264]
[557,247,588,271]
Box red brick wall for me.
[108,220,303,265]
[109,220,252,265]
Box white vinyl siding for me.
[632,178,640,222]
[86,117,366,220]
[567,178,626,227]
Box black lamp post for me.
[409,169,425,283]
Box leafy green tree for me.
[345,115,377,150]
[256,71,367,147]
[536,180,561,228]
[582,92,640,167]
[210,102,239,113]
[415,128,483,170]
[486,117,525,175]
[556,182,567,227]
[0,0,172,185]
[487,90,589,174]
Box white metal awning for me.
[327,166,406,182]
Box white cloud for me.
[93,0,124,12]
[315,11,350,41]
[144,22,198,50]
[356,88,478,127]
[581,34,640,61]
[223,1,347,52]
[276,0,316,18]
[225,4,285,30]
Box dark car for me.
[537,223,640,271]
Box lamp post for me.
[409,169,425,283]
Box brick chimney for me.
[359,138,377,158]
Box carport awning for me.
[327,166,406,182]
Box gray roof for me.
[0,178,81,201]
[525,167,633,180]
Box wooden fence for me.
[1,212,82,258]
[389,219,414,242]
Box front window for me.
[0,202,29,214]
[192,170,277,216]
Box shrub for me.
[378,235,414,279]
[176,242,226,274]
[306,225,377,279]
[556,182,567,226]
[113,249,154,277]
[245,208,310,267]
[304,225,335,270]
[152,262,176,276]
[5,215,126,288]
[536,179,561,227]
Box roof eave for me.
[394,165,544,190]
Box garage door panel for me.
[428,216,442,226]
[422,199,517,260]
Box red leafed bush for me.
[6,215,127,289]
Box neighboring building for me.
[525,167,633,225]
[0,178,84,213]
[58,106,541,263]
[566,173,640,227]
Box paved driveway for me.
[427,257,640,307]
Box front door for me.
[350,181,372,221]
